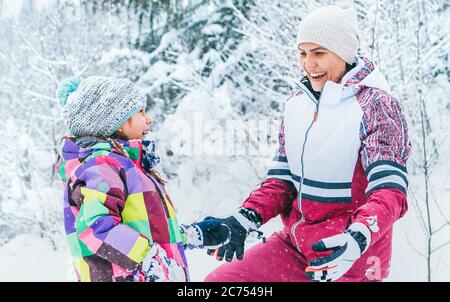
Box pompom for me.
[56,76,81,106]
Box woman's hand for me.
[305,222,371,282]
[205,208,263,262]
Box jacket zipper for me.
[290,84,320,253]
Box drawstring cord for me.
[249,229,267,244]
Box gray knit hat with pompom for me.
[56,76,146,137]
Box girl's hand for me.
[138,242,186,282]
[181,218,230,250]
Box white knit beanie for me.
[296,5,360,64]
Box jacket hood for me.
[326,56,391,103]
[342,56,391,94]
[298,56,392,103]
[55,136,143,184]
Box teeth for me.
[310,72,326,78]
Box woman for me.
[201,5,411,282]
[55,76,228,282]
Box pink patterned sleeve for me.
[353,89,412,243]
[359,89,412,195]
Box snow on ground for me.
[0,235,75,282]
[0,173,448,282]
[386,164,450,282]
[0,214,447,282]
[0,219,279,282]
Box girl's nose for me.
[146,115,153,126]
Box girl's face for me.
[117,109,153,140]
[298,42,347,92]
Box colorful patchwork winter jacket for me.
[242,56,412,281]
[56,137,188,282]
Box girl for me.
[201,5,412,282]
[55,76,228,282]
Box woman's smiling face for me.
[298,42,347,92]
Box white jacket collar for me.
[299,57,391,105]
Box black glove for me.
[181,218,230,249]
[206,208,263,262]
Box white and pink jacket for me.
[242,56,412,281]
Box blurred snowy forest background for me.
[0,0,449,281]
